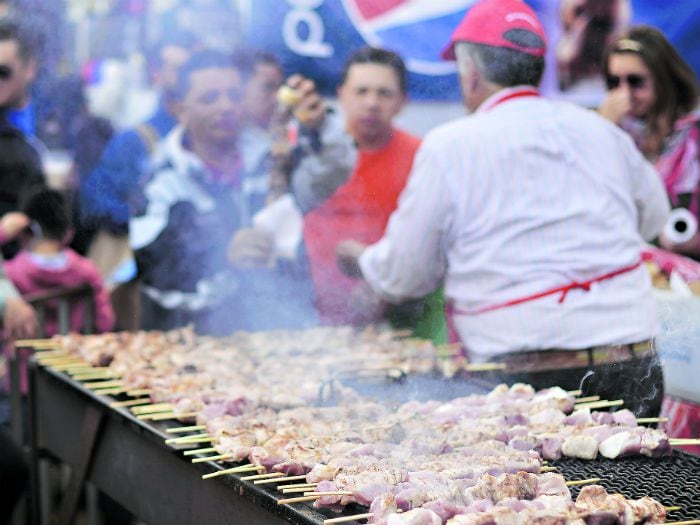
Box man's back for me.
[363,95,668,356]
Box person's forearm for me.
[0,277,19,318]
[291,111,357,213]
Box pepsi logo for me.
[340,0,477,75]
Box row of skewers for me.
[18,330,700,525]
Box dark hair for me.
[21,187,71,241]
[146,30,200,71]
[465,43,545,87]
[249,49,282,71]
[602,25,699,128]
[175,49,249,100]
[0,18,36,61]
[231,48,283,78]
[340,47,407,94]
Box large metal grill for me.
[554,452,700,521]
[30,363,700,524]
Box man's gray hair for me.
[454,41,545,88]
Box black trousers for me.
[485,354,664,419]
[0,428,29,525]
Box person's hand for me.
[598,88,632,124]
[3,296,38,347]
[348,281,386,325]
[228,228,275,269]
[0,212,30,242]
[284,74,326,130]
[336,240,367,278]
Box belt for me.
[492,340,655,373]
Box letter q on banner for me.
[283,0,333,58]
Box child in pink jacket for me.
[3,187,115,393]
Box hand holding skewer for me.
[280,74,326,130]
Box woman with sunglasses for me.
[599,25,700,258]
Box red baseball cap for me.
[441,0,547,60]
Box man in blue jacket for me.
[81,32,199,235]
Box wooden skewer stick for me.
[669,438,700,445]
[50,360,90,367]
[93,387,128,395]
[132,403,174,415]
[277,495,321,505]
[463,363,506,372]
[164,432,209,444]
[41,361,86,369]
[665,507,682,512]
[278,482,318,490]
[68,366,110,375]
[84,380,124,389]
[129,402,170,411]
[166,425,206,434]
[127,389,152,397]
[540,466,558,472]
[636,417,668,424]
[575,400,624,410]
[168,436,212,444]
[15,339,62,348]
[574,395,601,404]
[201,465,265,480]
[110,398,150,408]
[303,491,353,497]
[255,475,307,485]
[191,454,232,463]
[139,411,173,420]
[72,372,121,381]
[240,472,286,481]
[36,352,69,360]
[183,447,216,456]
[324,514,374,525]
[150,411,196,422]
[282,487,320,494]
[566,389,583,396]
[565,478,601,487]
[38,357,83,366]
[31,344,64,351]
[664,521,700,525]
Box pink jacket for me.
[3,249,115,393]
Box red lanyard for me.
[480,88,541,112]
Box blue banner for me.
[243,1,700,102]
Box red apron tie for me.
[447,260,642,320]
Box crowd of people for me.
[0,0,699,521]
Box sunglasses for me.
[0,64,13,80]
[606,73,647,90]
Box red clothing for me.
[3,249,115,393]
[304,129,421,324]
[661,395,700,456]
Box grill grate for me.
[554,451,700,520]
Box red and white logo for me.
[340,0,477,75]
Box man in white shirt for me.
[338,0,670,416]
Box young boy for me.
[3,187,115,393]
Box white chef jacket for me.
[359,87,670,361]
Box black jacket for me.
[0,113,46,258]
